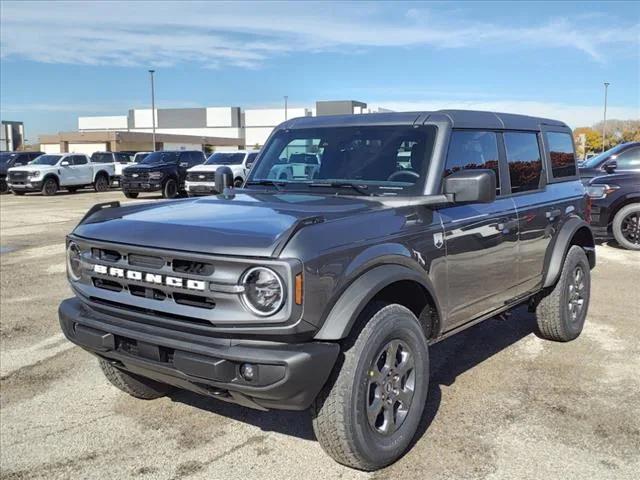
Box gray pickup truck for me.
[59,110,595,470]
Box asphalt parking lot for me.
[1,189,639,480]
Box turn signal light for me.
[295,273,303,305]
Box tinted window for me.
[445,131,500,193]
[139,151,178,165]
[190,151,205,166]
[0,153,17,166]
[246,152,258,167]
[616,147,640,170]
[91,153,114,163]
[205,152,246,165]
[546,132,576,178]
[115,153,132,163]
[504,132,543,193]
[75,155,88,165]
[581,143,628,168]
[250,126,437,195]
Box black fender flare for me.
[542,217,595,289]
[93,170,110,182]
[314,264,442,340]
[42,173,60,186]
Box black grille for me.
[9,171,28,182]
[187,171,215,182]
[124,170,149,180]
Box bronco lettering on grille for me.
[93,264,206,291]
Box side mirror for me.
[444,169,496,203]
[60,161,70,166]
[604,160,617,173]
[215,166,234,193]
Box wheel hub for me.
[567,266,585,322]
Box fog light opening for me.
[240,363,256,381]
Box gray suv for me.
[59,110,595,470]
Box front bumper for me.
[121,180,163,193]
[59,297,339,411]
[185,181,217,195]
[590,204,612,239]
[8,180,43,192]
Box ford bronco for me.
[59,110,595,470]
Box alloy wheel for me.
[620,211,640,245]
[366,340,415,436]
[567,266,586,323]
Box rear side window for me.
[73,155,88,165]
[445,131,500,194]
[616,147,640,170]
[546,132,576,178]
[504,132,543,193]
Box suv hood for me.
[126,163,176,171]
[73,192,382,257]
[7,164,54,172]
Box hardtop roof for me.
[281,109,568,131]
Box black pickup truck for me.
[59,110,595,470]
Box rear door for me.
[439,130,519,329]
[504,130,558,292]
[71,155,92,184]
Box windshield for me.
[30,155,62,166]
[581,144,628,168]
[0,152,17,166]
[139,151,178,165]
[134,152,149,162]
[248,126,437,195]
[90,153,114,163]
[205,152,246,165]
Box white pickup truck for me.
[185,150,259,195]
[7,153,115,196]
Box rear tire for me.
[99,359,172,400]
[94,174,110,192]
[162,178,178,199]
[42,177,58,196]
[612,203,640,250]
[123,191,139,199]
[536,245,590,342]
[312,304,429,471]
[0,179,8,194]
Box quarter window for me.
[445,131,500,194]
[546,132,576,178]
[615,147,640,170]
[504,132,543,193]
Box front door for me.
[440,130,519,330]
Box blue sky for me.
[1,0,638,139]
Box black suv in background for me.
[587,172,640,250]
[0,151,43,193]
[579,142,640,180]
[60,111,594,470]
[120,150,206,199]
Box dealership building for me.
[38,100,386,154]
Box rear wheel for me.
[123,191,139,199]
[42,177,58,196]
[612,204,640,250]
[312,304,429,471]
[99,359,172,399]
[536,245,590,342]
[162,178,178,198]
[94,174,110,192]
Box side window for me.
[546,132,576,179]
[189,151,204,166]
[615,147,640,170]
[445,130,500,194]
[246,153,258,168]
[13,154,27,166]
[504,132,543,193]
[73,155,88,165]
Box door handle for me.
[497,219,518,231]
[546,209,562,219]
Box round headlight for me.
[241,267,284,316]
[66,241,82,281]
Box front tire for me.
[12,190,25,196]
[42,177,58,196]
[536,245,590,342]
[123,191,139,199]
[612,204,640,250]
[312,304,429,471]
[0,178,8,194]
[162,178,178,198]
[99,359,172,399]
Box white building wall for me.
[78,116,128,130]
[206,107,238,127]
[244,108,309,127]
[41,143,61,154]
[133,109,158,129]
[245,127,277,148]
[131,127,243,138]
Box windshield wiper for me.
[245,179,286,191]
[308,182,374,196]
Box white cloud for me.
[0,1,637,68]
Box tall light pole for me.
[602,82,610,153]
[284,95,288,121]
[149,69,156,151]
